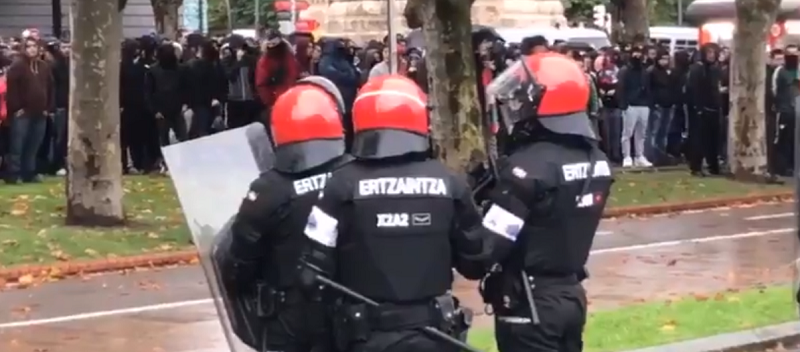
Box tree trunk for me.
[620,0,649,43]
[152,0,182,39]
[66,0,125,227]
[404,0,483,171]
[729,0,781,181]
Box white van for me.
[649,26,698,54]
[495,27,612,49]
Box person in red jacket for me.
[255,30,300,127]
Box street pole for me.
[255,0,261,33]
[794,96,800,313]
[677,0,683,25]
[387,0,398,73]
[225,0,233,31]
[291,0,297,29]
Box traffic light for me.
[592,5,606,28]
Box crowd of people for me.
[0,27,796,185]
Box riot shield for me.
[162,123,273,352]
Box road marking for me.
[0,299,212,329]
[592,227,794,254]
[596,230,613,236]
[745,212,794,221]
[0,227,794,329]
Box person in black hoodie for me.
[616,45,653,168]
[120,39,155,173]
[145,43,188,153]
[184,40,225,139]
[770,47,799,176]
[686,43,723,176]
[669,50,692,159]
[645,49,674,165]
[43,41,69,175]
[222,42,260,129]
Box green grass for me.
[466,285,797,352]
[0,175,187,267]
[608,171,790,207]
[0,171,791,266]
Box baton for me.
[520,272,541,325]
[312,274,485,352]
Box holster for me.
[256,283,324,318]
[331,294,472,350]
[479,270,523,313]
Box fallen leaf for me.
[666,259,677,266]
[157,243,174,251]
[713,292,726,301]
[147,232,160,239]
[50,250,71,261]
[660,319,677,332]
[84,248,99,256]
[17,274,35,288]
[693,293,709,302]
[727,295,741,302]
[188,256,200,265]
[12,305,32,315]
[10,202,29,216]
[1,239,18,246]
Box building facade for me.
[0,0,157,38]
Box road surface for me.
[0,202,797,351]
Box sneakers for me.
[622,157,633,167]
[621,156,653,168]
[634,156,653,167]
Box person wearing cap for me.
[476,52,613,352]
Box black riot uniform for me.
[299,75,486,352]
[476,52,614,352]
[222,76,350,352]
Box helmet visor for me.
[273,138,345,173]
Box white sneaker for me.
[634,156,653,167]
[622,157,633,167]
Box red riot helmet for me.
[486,52,596,139]
[269,76,346,173]
[351,74,429,159]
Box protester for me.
[4,36,53,184]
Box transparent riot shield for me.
[162,123,273,352]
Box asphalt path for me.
[0,202,797,351]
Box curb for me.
[620,321,800,352]
[0,192,793,283]
[603,191,793,218]
[0,250,197,281]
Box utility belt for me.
[331,294,472,350]
[255,282,325,318]
[480,269,579,325]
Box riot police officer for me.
[298,75,486,352]
[477,53,614,352]
[225,76,351,352]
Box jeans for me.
[645,106,673,162]
[621,106,650,159]
[600,108,622,163]
[49,108,67,171]
[6,112,47,181]
[189,105,212,139]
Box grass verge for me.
[608,171,789,207]
[0,171,791,267]
[0,176,187,267]
[466,285,797,352]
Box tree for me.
[151,0,183,39]
[207,0,277,32]
[729,0,781,180]
[404,0,483,171]
[613,0,649,43]
[66,0,125,226]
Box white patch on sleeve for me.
[246,191,258,201]
[482,204,524,241]
[304,206,339,247]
